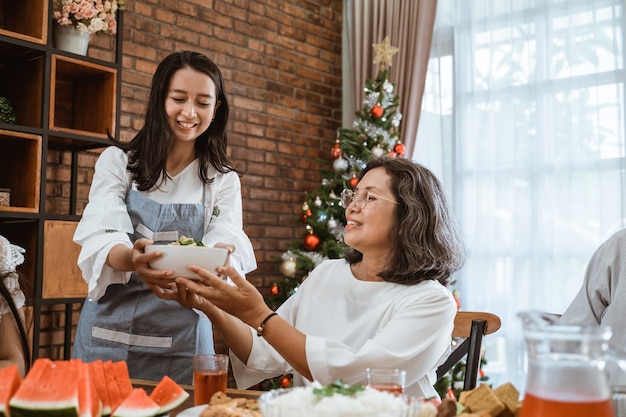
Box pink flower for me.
[52,0,122,34]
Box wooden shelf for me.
[50,54,117,139]
[1,4,122,359]
[0,129,41,213]
[42,220,86,299]
[0,45,44,129]
[0,0,48,45]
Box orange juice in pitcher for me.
[517,311,618,417]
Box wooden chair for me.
[436,311,501,392]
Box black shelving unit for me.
[0,0,123,360]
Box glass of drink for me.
[193,353,229,406]
[364,368,406,395]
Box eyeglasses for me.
[340,188,399,209]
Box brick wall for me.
[41,0,343,359]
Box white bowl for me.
[145,245,228,279]
[258,387,422,417]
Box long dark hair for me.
[111,51,235,191]
[0,271,30,372]
[344,157,465,286]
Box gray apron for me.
[73,188,213,384]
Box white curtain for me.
[414,0,626,392]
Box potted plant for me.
[0,97,17,124]
[52,0,124,55]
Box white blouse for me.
[560,228,626,386]
[73,146,257,300]
[231,259,457,399]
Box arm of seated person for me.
[0,310,27,377]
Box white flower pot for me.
[53,24,91,55]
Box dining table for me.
[131,379,263,417]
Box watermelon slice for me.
[103,361,124,414]
[149,376,189,415]
[103,360,133,413]
[112,389,160,417]
[0,364,22,417]
[75,360,102,417]
[88,360,112,416]
[110,361,133,400]
[9,359,80,417]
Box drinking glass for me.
[364,368,406,395]
[193,353,229,405]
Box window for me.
[415,0,625,392]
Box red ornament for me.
[446,388,457,401]
[300,213,308,223]
[271,283,279,295]
[388,150,397,158]
[371,105,383,118]
[303,233,320,251]
[349,175,358,188]
[331,140,342,159]
[281,375,292,388]
[394,142,406,156]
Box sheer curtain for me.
[414,0,626,391]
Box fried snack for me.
[492,383,521,417]
[461,384,505,417]
[199,392,262,417]
[458,388,473,405]
[437,397,458,417]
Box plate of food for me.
[177,405,208,417]
[145,236,228,280]
[258,380,422,417]
[177,392,261,417]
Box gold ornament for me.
[279,258,297,277]
[372,36,399,67]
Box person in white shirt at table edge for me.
[151,156,465,399]
[560,228,626,387]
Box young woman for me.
[152,157,465,398]
[72,51,256,384]
[0,235,30,377]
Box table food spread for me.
[0,358,523,417]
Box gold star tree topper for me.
[372,36,399,67]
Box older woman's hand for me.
[174,264,270,327]
[148,279,208,311]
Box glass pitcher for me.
[517,310,622,417]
